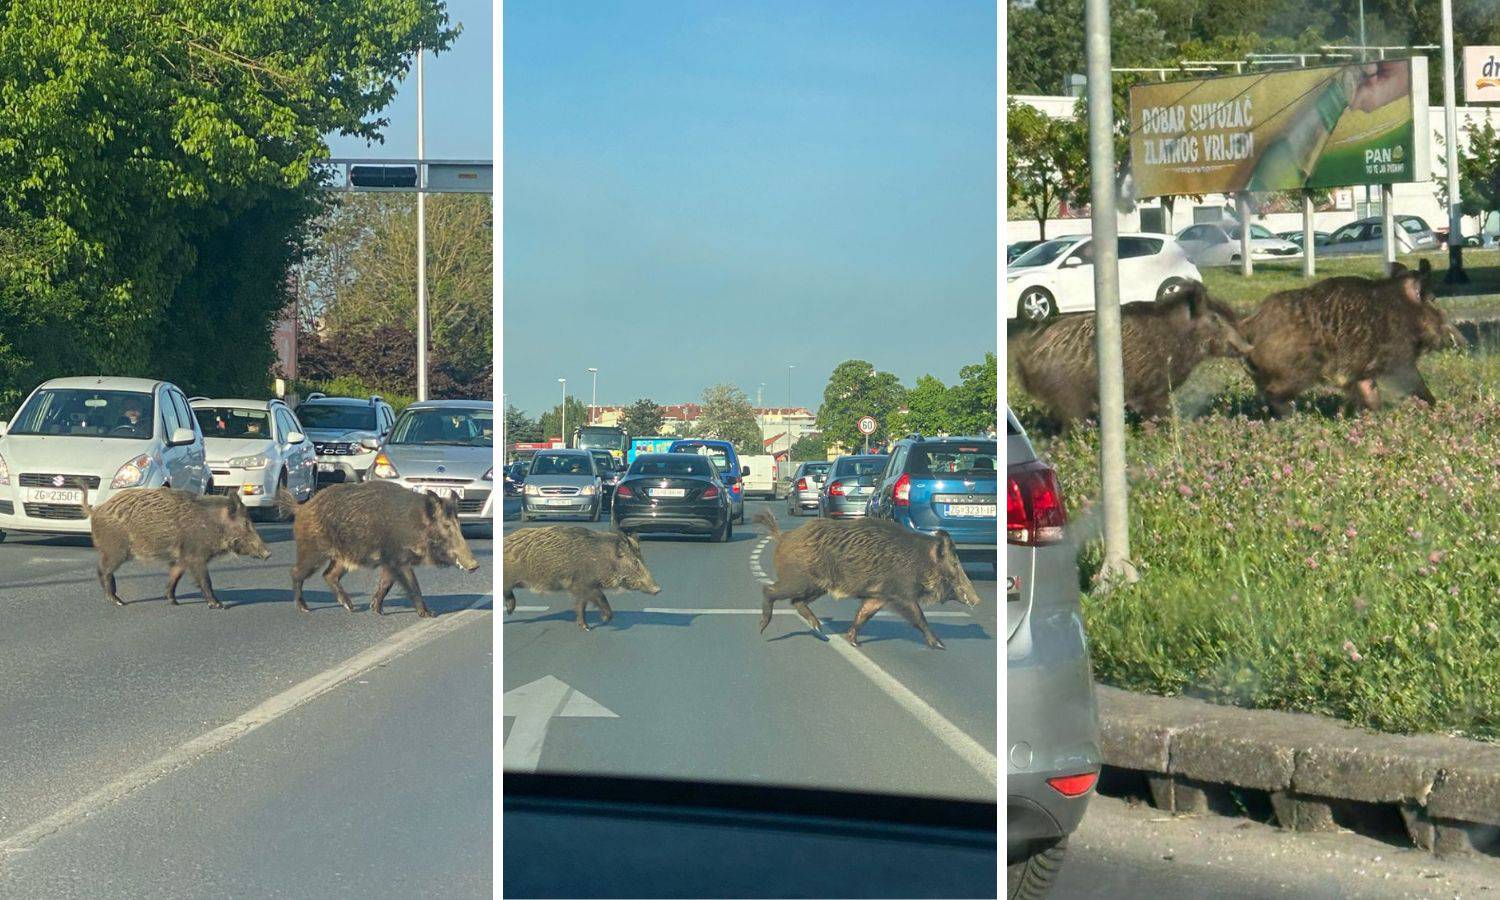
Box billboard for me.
[1129,58,1429,199]
[1464,46,1500,103]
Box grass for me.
[1008,349,1500,741]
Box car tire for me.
[522,510,533,522]
[1007,839,1067,900]
[788,503,799,517]
[589,500,602,522]
[1017,287,1056,323]
[735,507,745,525]
[0,530,6,543]
[1156,278,1188,301]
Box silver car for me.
[1321,215,1440,256]
[1007,408,1100,898]
[191,398,317,514]
[521,449,603,522]
[818,454,886,519]
[295,393,396,486]
[370,400,495,527]
[782,460,830,516]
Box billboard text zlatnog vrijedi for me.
[1129,58,1429,199]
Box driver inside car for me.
[116,399,147,432]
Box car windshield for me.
[1227,224,1275,240]
[1008,237,1081,268]
[1399,218,1428,234]
[531,453,593,476]
[7,389,156,440]
[296,403,376,432]
[908,441,998,476]
[833,456,886,477]
[801,462,831,477]
[630,456,714,477]
[194,407,271,440]
[672,443,730,471]
[389,407,493,447]
[590,451,614,470]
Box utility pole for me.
[786,365,795,456]
[1085,0,1137,584]
[415,45,429,402]
[588,367,598,425]
[1441,0,1468,282]
[559,378,567,447]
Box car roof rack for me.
[369,394,383,404]
[187,396,209,403]
[305,392,326,401]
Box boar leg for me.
[370,566,396,616]
[503,581,518,615]
[843,597,885,647]
[191,563,225,610]
[891,602,947,650]
[98,557,126,607]
[568,586,596,631]
[761,580,823,635]
[591,589,615,624]
[165,563,186,605]
[290,551,326,613]
[394,565,435,619]
[1342,379,1380,414]
[322,560,356,612]
[1391,365,1437,406]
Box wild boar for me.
[1016,281,1251,430]
[755,511,981,650]
[503,526,662,631]
[84,486,272,608]
[1241,259,1464,416]
[277,480,480,618]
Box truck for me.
[572,425,629,466]
[739,455,779,499]
[628,436,676,465]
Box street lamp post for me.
[1441,0,1468,283]
[588,368,598,425]
[415,44,429,402]
[786,365,795,455]
[559,378,567,448]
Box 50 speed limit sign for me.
[857,416,877,435]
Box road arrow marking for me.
[502,676,617,772]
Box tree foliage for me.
[619,399,665,437]
[505,405,542,443]
[694,384,762,453]
[1007,100,1086,238]
[815,360,908,454]
[1007,0,1170,97]
[1435,118,1500,231]
[790,432,827,461]
[297,324,490,402]
[538,396,589,443]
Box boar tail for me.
[754,509,780,540]
[75,478,92,518]
[274,487,300,520]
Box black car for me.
[504,460,528,496]
[612,453,733,542]
[589,449,624,505]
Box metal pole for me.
[787,365,795,456]
[415,45,429,402]
[1084,0,1135,585]
[1302,191,1316,277]
[1237,193,1253,277]
[588,367,598,425]
[1442,0,1468,282]
[1360,1,1371,219]
[1382,183,1396,272]
[559,378,567,447]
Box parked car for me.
[818,454,887,519]
[504,460,528,496]
[668,439,746,524]
[521,449,603,522]
[1007,240,1042,263]
[1321,215,1440,256]
[1006,408,1101,898]
[190,397,316,517]
[1277,229,1332,248]
[868,434,997,569]
[295,393,395,486]
[1174,222,1301,267]
[0,376,208,537]
[1006,233,1202,324]
[740,454,778,500]
[612,453,733,542]
[588,448,625,507]
[781,460,831,517]
[370,400,494,527]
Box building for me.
[754,407,816,458]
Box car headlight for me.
[483,468,493,481]
[359,438,381,452]
[228,454,268,470]
[372,452,399,480]
[0,452,9,486]
[112,454,154,489]
[524,483,541,496]
[580,483,597,496]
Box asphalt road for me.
[500,498,998,800]
[0,518,493,899]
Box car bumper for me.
[315,454,375,484]
[206,467,280,506]
[789,490,820,508]
[375,476,495,521]
[821,497,871,517]
[0,479,162,535]
[614,505,726,535]
[523,496,598,517]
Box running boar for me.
[503,526,662,631]
[277,480,480,618]
[755,511,981,650]
[1016,281,1251,430]
[1241,259,1464,416]
[85,486,271,609]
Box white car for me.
[1174,222,1301,267]
[1321,215,1442,257]
[1006,233,1203,323]
[190,397,318,515]
[0,376,209,538]
[739,454,779,499]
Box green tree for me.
[951,354,999,435]
[815,360,908,454]
[619,399,666,437]
[1435,118,1500,234]
[1007,0,1170,96]
[790,432,827,461]
[1008,99,1086,239]
[539,396,590,443]
[695,384,763,453]
[904,375,955,436]
[505,405,542,444]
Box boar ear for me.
[1390,261,1409,277]
[442,494,459,518]
[421,491,444,522]
[1400,273,1423,305]
[1183,281,1207,319]
[929,530,953,562]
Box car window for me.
[389,407,493,447]
[7,388,157,439]
[195,406,272,440]
[277,409,299,440]
[296,404,378,431]
[1249,224,1275,239]
[531,453,594,476]
[630,456,714,477]
[1118,237,1161,259]
[1398,217,1428,234]
[1008,237,1082,268]
[832,456,887,478]
[169,392,195,436]
[907,441,998,476]
[1332,226,1360,243]
[1178,226,1203,241]
[160,390,182,437]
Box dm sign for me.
[1129,57,1429,198]
[1464,46,1500,103]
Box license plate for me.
[851,487,870,495]
[26,487,83,504]
[946,504,996,518]
[649,488,686,498]
[414,486,460,500]
[542,497,576,506]
[318,463,336,472]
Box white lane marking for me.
[0,595,491,856]
[641,607,972,618]
[506,606,551,612]
[502,676,617,773]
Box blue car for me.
[868,434,998,570]
[667,439,746,524]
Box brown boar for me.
[85,486,272,608]
[1241,259,1464,416]
[277,480,480,618]
[1016,281,1251,430]
[755,511,981,650]
[503,525,662,631]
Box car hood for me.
[0,434,158,478]
[382,444,492,480]
[203,437,275,463]
[304,428,379,443]
[526,474,599,487]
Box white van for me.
[740,455,778,499]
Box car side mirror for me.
[0,420,7,437]
[286,431,306,445]
[1061,256,1082,267]
[741,465,750,476]
[169,427,196,447]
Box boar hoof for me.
[843,630,860,647]
[167,598,178,606]
[111,597,126,607]
[208,601,225,610]
[926,637,947,650]
[418,608,436,619]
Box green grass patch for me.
[1008,350,1500,740]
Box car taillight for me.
[702,485,720,499]
[828,480,845,497]
[892,473,911,507]
[1046,771,1098,798]
[1008,460,1067,546]
[615,484,634,499]
[732,482,741,494]
[796,477,808,491]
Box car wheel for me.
[788,502,799,517]
[1007,839,1067,900]
[589,500,602,522]
[521,510,533,522]
[1156,278,1188,301]
[735,507,745,525]
[1017,287,1056,323]
[714,518,732,542]
[0,530,7,543]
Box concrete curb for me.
[1095,685,1500,857]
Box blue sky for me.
[503,1,996,417]
[323,0,493,160]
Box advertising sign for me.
[1129,58,1429,198]
[1464,46,1500,103]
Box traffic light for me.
[348,165,418,189]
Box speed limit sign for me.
[857,416,877,435]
